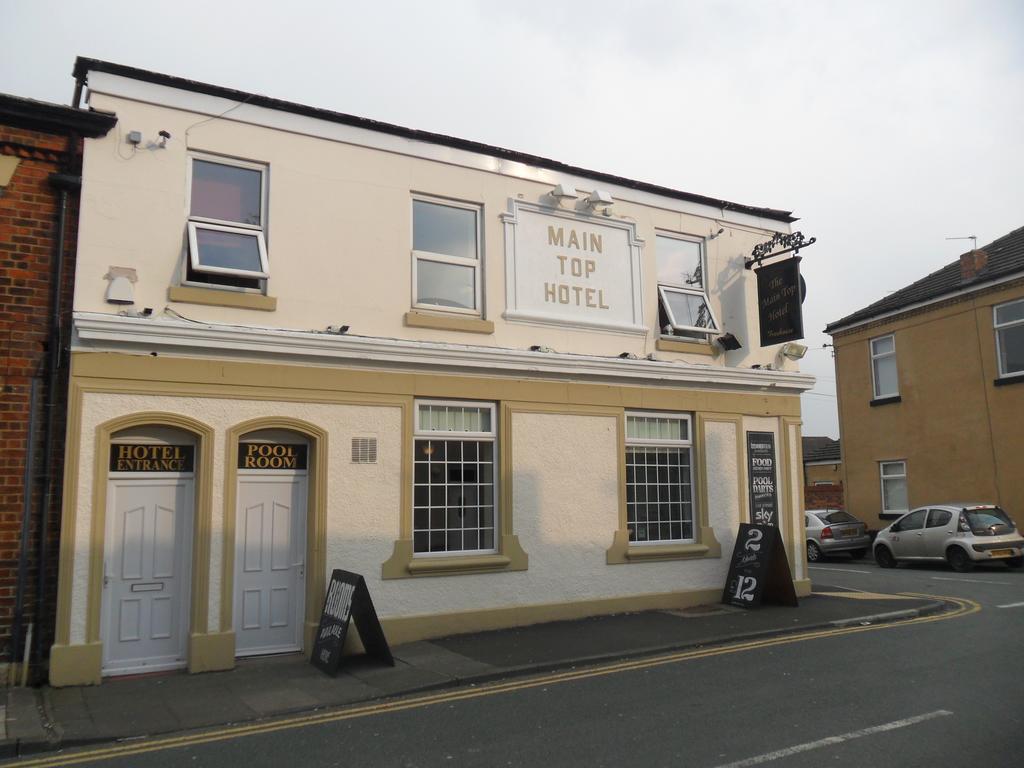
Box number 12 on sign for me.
[733,575,757,601]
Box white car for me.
[874,503,1024,572]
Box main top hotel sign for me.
[501,201,645,334]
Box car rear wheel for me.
[807,541,823,563]
[1006,556,1023,569]
[848,548,867,560]
[875,545,896,568]
[947,546,974,573]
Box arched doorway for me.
[101,426,197,675]
[233,429,310,656]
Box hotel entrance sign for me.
[501,201,645,334]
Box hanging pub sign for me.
[238,442,308,470]
[722,523,798,609]
[109,444,194,473]
[746,431,779,527]
[311,569,393,676]
[756,256,805,347]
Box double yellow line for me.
[9,594,979,767]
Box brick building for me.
[0,94,115,682]
[801,436,844,511]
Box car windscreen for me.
[964,507,1013,533]
[815,511,857,524]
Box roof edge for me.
[73,57,796,224]
[0,92,116,138]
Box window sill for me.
[382,536,528,579]
[606,527,721,564]
[869,395,902,407]
[655,338,714,356]
[993,375,1024,387]
[404,310,494,334]
[168,285,277,311]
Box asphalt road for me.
[14,559,1024,767]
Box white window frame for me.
[184,153,269,286]
[655,232,718,337]
[994,298,1024,379]
[411,196,482,316]
[879,460,908,516]
[625,411,696,545]
[412,399,498,557]
[870,334,899,398]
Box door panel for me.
[234,475,307,655]
[103,478,192,675]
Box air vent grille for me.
[351,437,377,464]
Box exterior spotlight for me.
[549,183,578,201]
[326,325,349,335]
[585,189,613,209]
[715,333,742,351]
[780,342,808,360]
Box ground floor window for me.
[413,400,496,554]
[625,412,694,544]
[879,460,908,516]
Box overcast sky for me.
[4,0,1022,437]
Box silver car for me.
[874,503,1024,572]
[805,509,871,562]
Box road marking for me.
[932,576,1009,586]
[710,710,953,768]
[997,601,1024,609]
[7,595,979,768]
[815,591,916,600]
[809,566,871,574]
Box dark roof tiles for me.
[802,436,841,463]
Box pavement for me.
[1,584,948,759]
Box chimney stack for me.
[960,249,988,282]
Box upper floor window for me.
[655,234,718,338]
[186,155,269,289]
[412,198,481,315]
[870,334,899,399]
[625,412,695,544]
[994,298,1024,378]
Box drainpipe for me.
[30,171,80,675]
[9,380,40,683]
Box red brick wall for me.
[804,482,845,511]
[0,125,81,666]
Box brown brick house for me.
[1,94,115,682]
[802,436,844,511]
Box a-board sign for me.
[722,523,798,609]
[756,256,804,346]
[109,444,194,473]
[311,569,394,676]
[746,431,779,527]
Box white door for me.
[234,473,307,655]
[102,477,193,675]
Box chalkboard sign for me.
[756,256,804,346]
[311,569,394,676]
[722,523,798,609]
[746,431,779,527]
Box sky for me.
[3,0,1022,437]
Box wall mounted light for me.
[104,266,137,305]
[548,183,578,203]
[584,189,614,212]
[715,332,743,351]
[780,342,808,360]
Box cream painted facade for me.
[51,59,814,685]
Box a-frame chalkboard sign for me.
[311,569,394,676]
[722,523,798,609]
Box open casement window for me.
[655,234,717,338]
[413,401,497,555]
[412,198,481,315]
[625,412,695,545]
[186,156,269,289]
[994,298,1024,378]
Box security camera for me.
[158,130,171,139]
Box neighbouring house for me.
[50,58,814,686]
[0,93,115,683]
[801,436,843,511]
[826,226,1024,533]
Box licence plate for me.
[842,529,859,538]
[989,549,1013,557]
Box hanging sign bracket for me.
[745,231,817,270]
